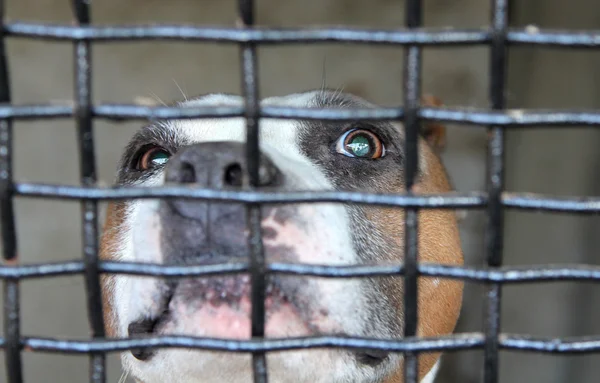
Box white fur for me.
[110,92,436,382]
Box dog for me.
[99,90,464,383]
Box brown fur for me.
[99,201,127,337]
[379,139,463,383]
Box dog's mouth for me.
[126,274,295,361]
[126,274,390,367]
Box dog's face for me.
[100,90,463,383]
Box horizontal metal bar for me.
[500,334,600,353]
[419,108,600,127]
[503,192,600,212]
[3,261,600,283]
[0,104,72,119]
[101,261,247,278]
[3,104,600,127]
[0,261,85,278]
[5,333,600,354]
[5,23,489,45]
[71,105,600,126]
[508,29,600,47]
[14,183,487,207]
[13,184,600,213]
[14,334,484,354]
[94,104,244,120]
[418,263,600,283]
[5,23,600,48]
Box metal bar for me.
[507,29,600,47]
[501,193,600,212]
[5,23,600,48]
[78,104,600,125]
[0,9,16,264]
[9,333,490,354]
[5,103,600,127]
[6,261,600,284]
[14,184,488,206]
[4,333,600,355]
[71,1,106,382]
[483,1,510,382]
[2,23,492,44]
[90,104,600,124]
[3,279,21,383]
[0,0,22,381]
[11,184,600,213]
[402,0,422,381]
[237,1,268,382]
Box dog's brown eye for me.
[136,146,171,171]
[335,129,385,159]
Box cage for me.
[1,0,600,382]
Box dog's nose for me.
[165,141,280,188]
[161,142,281,253]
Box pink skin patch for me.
[163,291,312,340]
[260,205,346,265]
[157,274,332,340]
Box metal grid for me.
[2,0,600,382]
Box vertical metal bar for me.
[71,1,106,383]
[3,279,21,383]
[0,1,15,263]
[483,1,509,383]
[0,1,23,382]
[403,1,422,382]
[237,1,267,382]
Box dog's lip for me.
[127,289,174,361]
[126,285,389,368]
[355,349,390,367]
[126,277,291,362]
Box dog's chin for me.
[122,348,386,383]
[122,274,395,383]
[123,276,357,383]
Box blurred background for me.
[1,0,599,382]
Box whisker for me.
[173,78,188,101]
[148,90,168,106]
[117,369,130,383]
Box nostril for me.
[179,162,196,183]
[224,163,243,187]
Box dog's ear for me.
[420,95,446,153]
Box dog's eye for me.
[136,146,171,171]
[335,129,385,159]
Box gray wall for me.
[0,0,598,382]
